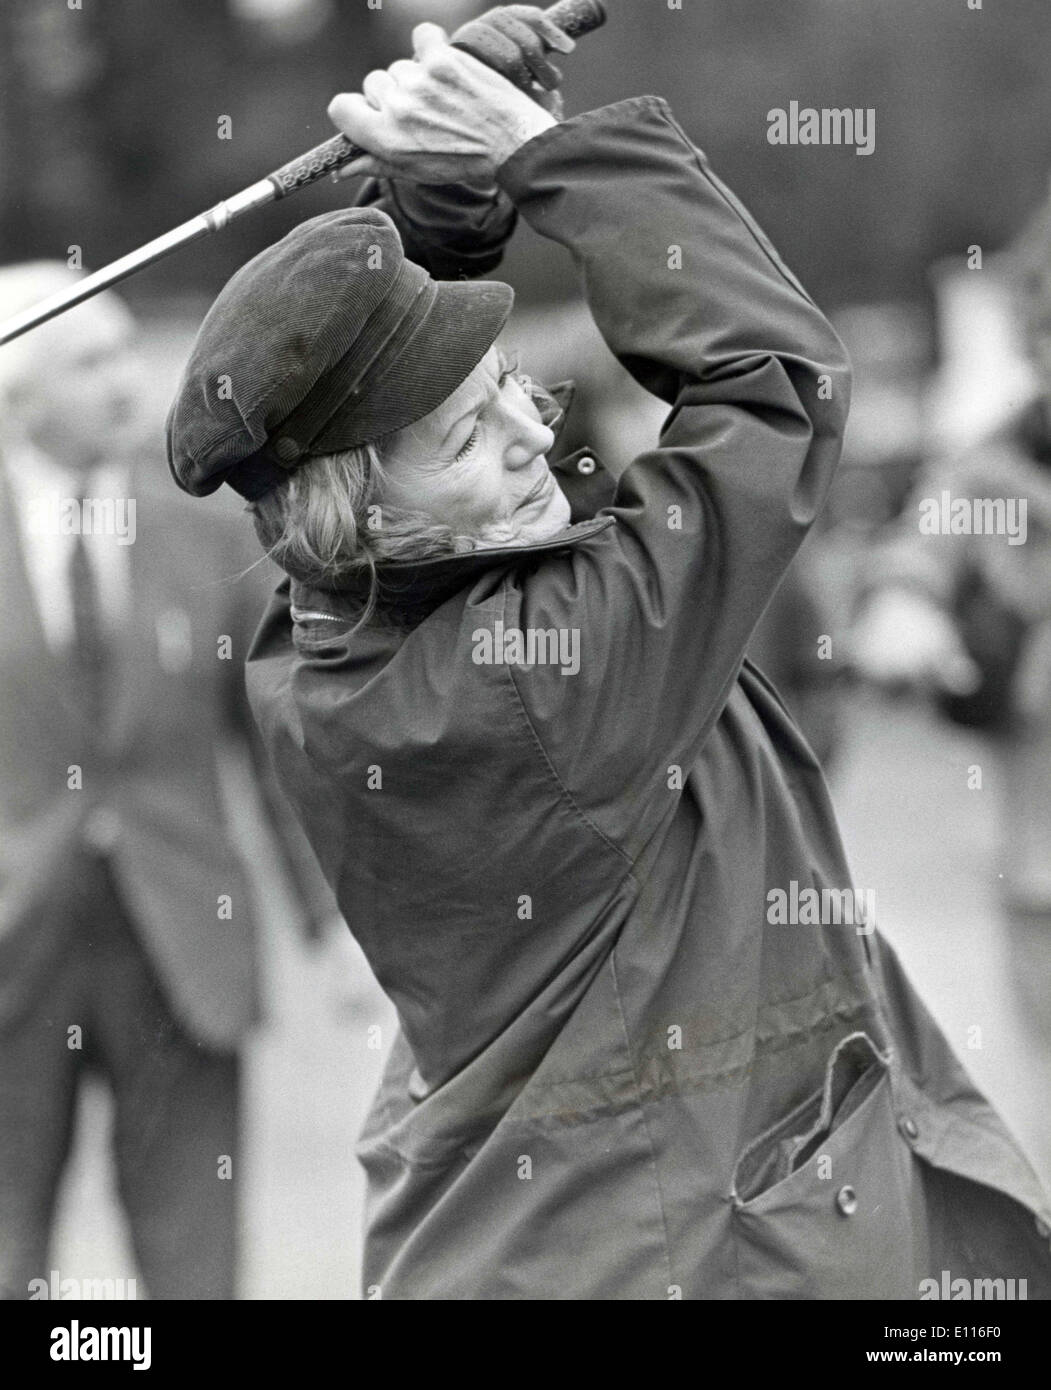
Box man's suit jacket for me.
[0,455,329,1050]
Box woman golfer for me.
[168,11,1051,1299]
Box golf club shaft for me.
[0,0,606,347]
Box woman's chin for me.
[518,487,572,543]
[476,484,573,549]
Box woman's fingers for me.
[534,16,576,54]
[327,90,384,148]
[361,68,398,109]
[330,8,562,184]
[387,58,419,85]
[493,12,564,90]
[334,154,383,182]
[534,86,564,119]
[447,6,573,93]
[507,5,577,54]
[412,22,449,59]
[462,23,536,88]
[533,60,564,93]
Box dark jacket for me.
[247,98,1051,1298]
[0,460,329,1049]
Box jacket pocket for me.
[731,1031,925,1299]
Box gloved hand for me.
[332,17,565,188]
[450,4,577,117]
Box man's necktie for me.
[67,529,110,725]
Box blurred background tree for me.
[1,0,1049,318]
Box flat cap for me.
[166,207,514,500]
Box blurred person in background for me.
[850,204,1051,1015]
[0,264,332,1300]
[760,303,934,770]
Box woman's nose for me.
[500,402,556,468]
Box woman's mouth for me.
[518,469,555,510]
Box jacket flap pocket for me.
[734,1031,887,1205]
[731,1032,921,1299]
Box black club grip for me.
[266,0,606,198]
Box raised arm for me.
[333,10,572,280]
[350,176,517,280]
[491,98,852,847]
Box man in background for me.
[850,216,1051,1024]
[0,262,332,1299]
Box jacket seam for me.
[497,587,635,873]
[362,1000,882,1171]
[504,94,819,315]
[649,103,821,312]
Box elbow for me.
[808,321,854,443]
[789,351,852,528]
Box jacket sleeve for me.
[351,176,517,279]
[491,97,852,851]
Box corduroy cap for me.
[166,207,514,500]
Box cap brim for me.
[311,277,514,454]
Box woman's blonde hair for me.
[249,442,479,630]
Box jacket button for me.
[836,1185,858,1217]
[898,1116,919,1142]
[274,436,302,465]
[577,455,596,475]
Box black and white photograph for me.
[0,0,1049,1349]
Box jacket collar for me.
[290,380,618,619]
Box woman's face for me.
[379,346,572,546]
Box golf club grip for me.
[266,0,606,198]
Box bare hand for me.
[328,22,558,186]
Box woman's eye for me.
[450,366,516,461]
[454,426,480,462]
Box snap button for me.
[836,1185,858,1217]
[898,1116,919,1142]
[577,455,596,475]
[273,436,302,465]
[83,807,121,853]
[1036,1216,1051,1240]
